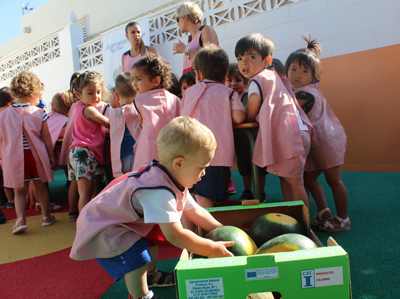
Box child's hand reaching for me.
[49,156,56,169]
[207,241,234,258]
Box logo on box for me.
[301,267,344,288]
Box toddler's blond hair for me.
[157,116,216,163]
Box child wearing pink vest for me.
[286,35,350,232]
[109,72,141,177]
[48,91,73,171]
[68,71,110,213]
[235,33,316,208]
[181,45,246,208]
[0,71,56,234]
[173,2,219,74]
[131,54,181,171]
[70,116,234,299]
[122,22,157,72]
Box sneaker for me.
[7,201,14,209]
[227,178,236,195]
[0,210,6,224]
[239,190,254,201]
[0,198,8,208]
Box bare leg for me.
[13,182,29,225]
[303,170,332,218]
[77,177,94,212]
[68,180,79,219]
[279,177,292,202]
[323,166,350,227]
[124,264,149,299]
[195,195,213,208]
[4,188,14,202]
[243,174,252,191]
[280,177,309,209]
[33,180,52,219]
[92,174,103,199]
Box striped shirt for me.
[12,104,49,150]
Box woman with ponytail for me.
[122,22,157,72]
[285,34,350,232]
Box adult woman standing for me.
[122,22,157,72]
[173,1,219,74]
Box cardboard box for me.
[175,201,351,299]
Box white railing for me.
[77,37,103,70]
[0,34,60,82]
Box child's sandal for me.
[319,215,351,232]
[147,267,175,288]
[12,217,28,234]
[68,211,79,222]
[311,207,333,226]
[42,215,56,227]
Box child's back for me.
[182,81,242,167]
[132,89,181,170]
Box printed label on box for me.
[301,266,343,289]
[186,278,224,299]
[245,267,279,281]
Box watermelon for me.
[248,213,305,247]
[204,226,257,256]
[255,233,317,254]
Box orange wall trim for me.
[319,44,400,172]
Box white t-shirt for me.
[136,189,198,224]
[248,81,308,131]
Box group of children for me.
[0,16,349,299]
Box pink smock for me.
[47,110,68,171]
[181,81,245,167]
[69,161,189,261]
[123,48,148,72]
[251,68,316,174]
[132,89,181,171]
[60,102,109,166]
[0,105,53,188]
[294,82,347,171]
[69,103,106,164]
[182,26,207,74]
[109,104,141,178]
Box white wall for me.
[158,0,400,75]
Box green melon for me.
[204,225,257,256]
[255,233,317,254]
[248,213,305,247]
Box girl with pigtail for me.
[67,71,110,212]
[285,34,350,232]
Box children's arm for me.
[41,120,55,168]
[59,125,66,139]
[246,93,261,122]
[232,110,246,124]
[83,106,110,129]
[0,131,2,161]
[159,222,234,258]
[183,205,223,232]
[121,53,125,73]
[138,113,143,127]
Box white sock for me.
[143,291,154,299]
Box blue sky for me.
[0,0,50,46]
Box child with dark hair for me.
[0,71,56,233]
[0,87,16,210]
[131,53,181,171]
[178,70,196,97]
[272,58,285,77]
[122,22,157,72]
[225,63,268,202]
[167,73,182,98]
[235,33,317,208]
[286,35,350,231]
[110,72,141,177]
[181,44,246,208]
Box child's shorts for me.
[235,140,268,177]
[68,147,98,182]
[24,150,40,182]
[95,238,152,281]
[121,154,135,174]
[194,166,225,201]
[267,131,311,179]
